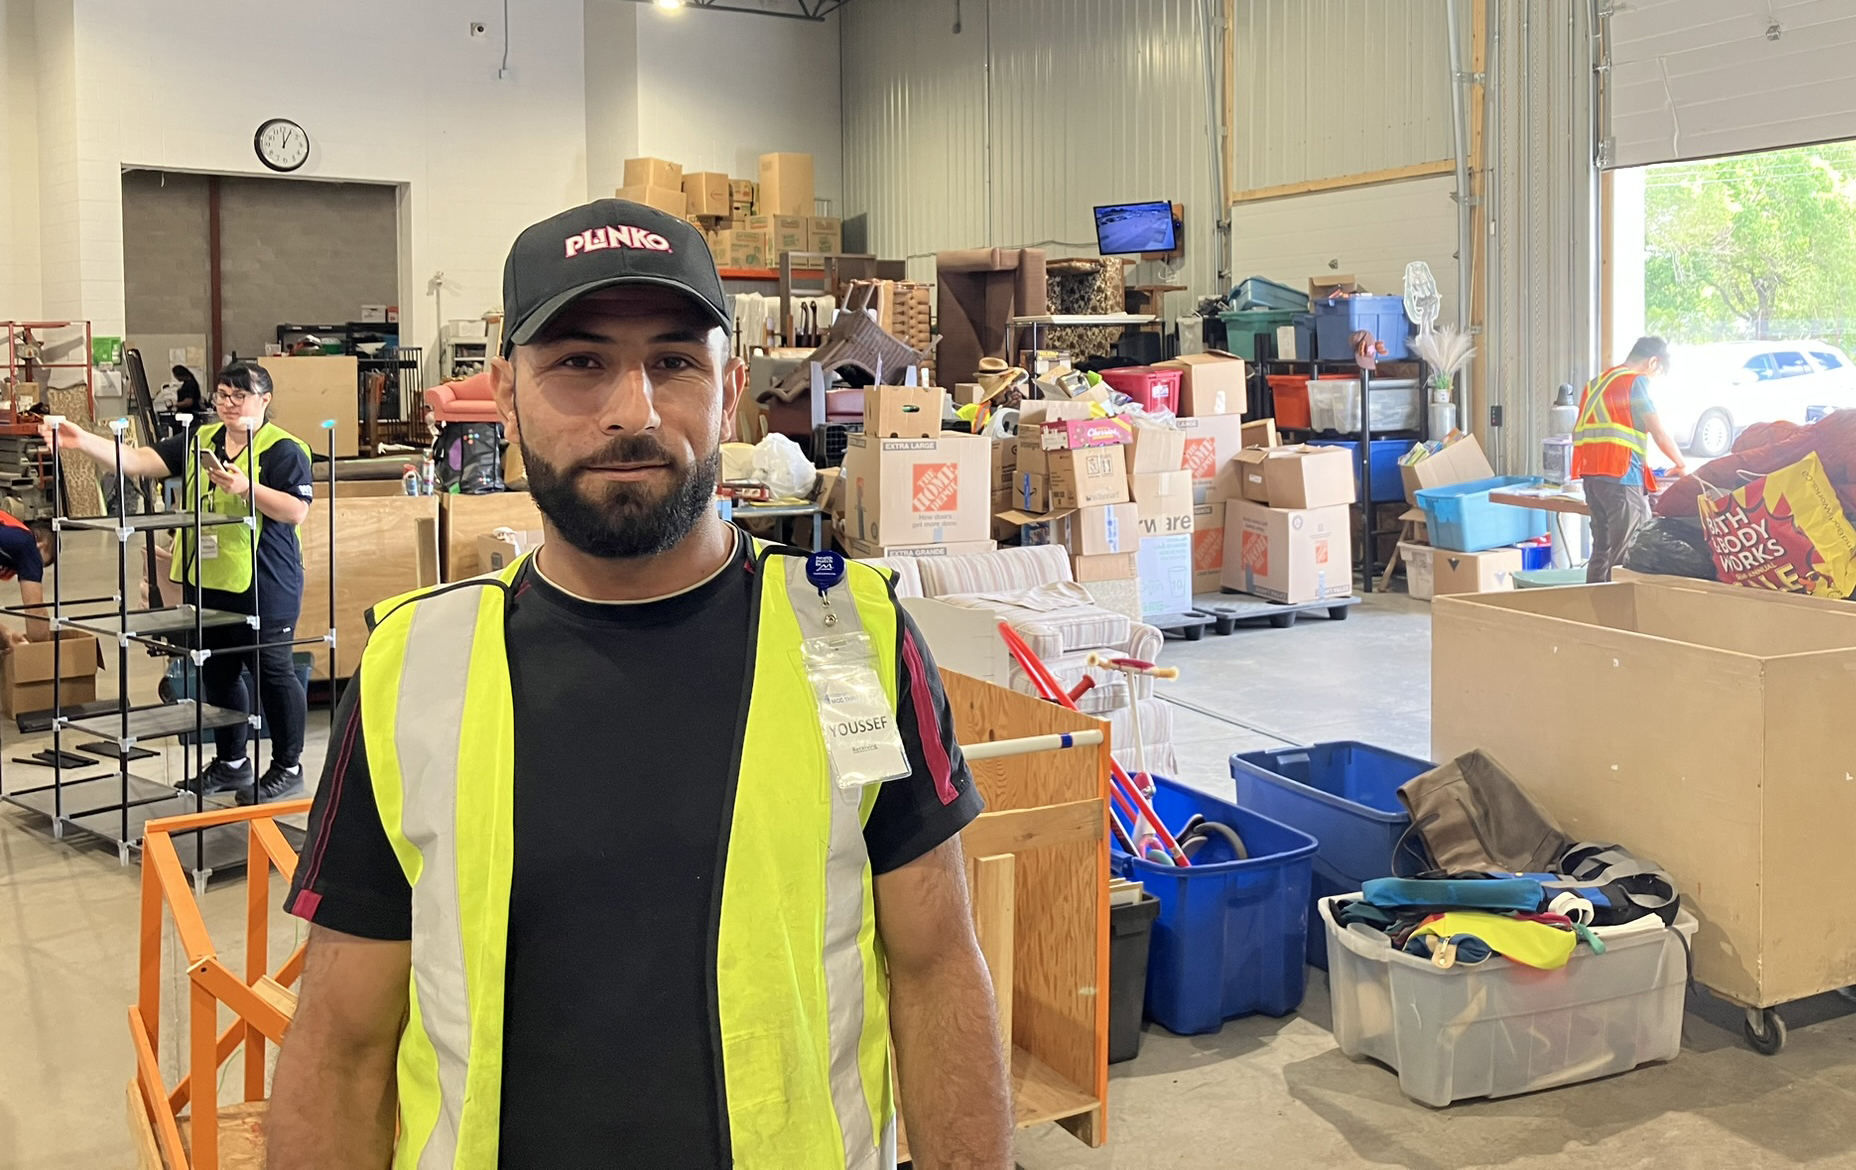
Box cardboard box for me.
[1430,578,1856,1007]
[1401,434,1497,506]
[1310,274,1359,304]
[997,472,1047,514]
[746,215,807,253]
[1055,502,1137,557]
[623,157,683,189]
[478,529,545,574]
[616,184,688,217]
[715,229,768,269]
[1242,418,1281,449]
[863,386,946,439]
[1127,420,1186,474]
[844,537,997,559]
[1039,416,1132,451]
[1046,445,1129,510]
[1400,541,1436,600]
[757,152,815,216]
[1221,499,1353,603]
[840,433,991,545]
[1133,471,1193,538]
[730,178,757,204]
[954,383,988,407]
[1191,502,1225,593]
[2,630,104,716]
[1138,534,1193,616]
[1157,350,1247,418]
[1234,445,1355,509]
[1430,545,1523,596]
[1176,414,1248,504]
[1070,551,1138,583]
[681,171,732,216]
[1014,439,1048,480]
[808,216,843,254]
[989,438,1016,494]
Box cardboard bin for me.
[758,153,815,217]
[2,631,104,716]
[864,386,946,439]
[1401,435,1497,506]
[1177,414,1248,504]
[623,157,683,189]
[1157,351,1247,418]
[681,172,732,217]
[1432,578,1856,1009]
[1046,446,1130,510]
[1191,503,1225,594]
[840,433,990,545]
[1221,499,1353,603]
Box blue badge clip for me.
[806,550,847,597]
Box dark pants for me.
[1584,476,1651,583]
[193,589,307,769]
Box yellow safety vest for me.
[170,421,310,593]
[359,543,901,1169]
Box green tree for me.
[1644,141,1856,348]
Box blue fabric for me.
[1361,877,1546,914]
[0,523,41,584]
[1619,377,1656,487]
[1403,932,1494,965]
[1511,872,1613,909]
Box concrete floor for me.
[4,542,1856,1168]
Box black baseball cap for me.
[500,198,730,356]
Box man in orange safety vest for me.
[1573,336,1689,583]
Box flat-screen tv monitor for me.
[1094,201,1177,255]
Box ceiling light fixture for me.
[654,0,684,7]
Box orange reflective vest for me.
[1572,366,1656,490]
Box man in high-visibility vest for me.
[267,199,1014,1169]
[1574,336,1690,582]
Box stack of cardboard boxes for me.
[615,154,841,271]
[837,388,996,560]
[1223,445,1357,603]
[1392,435,1526,599]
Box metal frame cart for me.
[0,413,341,888]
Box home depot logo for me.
[564,224,673,257]
[1241,529,1270,575]
[912,462,959,513]
[1193,526,1223,572]
[1184,436,1217,481]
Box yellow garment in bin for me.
[1411,912,1578,970]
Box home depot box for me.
[1431,545,1523,596]
[1233,445,1355,509]
[2,630,104,716]
[1047,445,1129,509]
[682,171,732,216]
[1138,534,1193,616]
[809,216,843,254]
[1431,578,1856,1008]
[757,152,815,216]
[616,184,688,217]
[1070,551,1138,583]
[1055,502,1138,557]
[840,432,990,545]
[844,536,997,559]
[864,386,946,439]
[715,230,767,268]
[1157,350,1247,417]
[1400,434,1497,505]
[1132,471,1193,538]
[1221,499,1353,603]
[1176,414,1248,504]
[1127,420,1186,474]
[623,157,683,189]
[746,215,807,253]
[1191,502,1225,593]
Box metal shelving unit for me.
[0,412,342,886]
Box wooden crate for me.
[299,495,439,680]
[258,356,359,458]
[441,490,545,580]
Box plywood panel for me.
[299,495,439,680]
[968,853,1015,1070]
[257,356,358,458]
[441,491,545,581]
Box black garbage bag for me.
[1621,515,1715,580]
[432,421,504,494]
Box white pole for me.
[959,728,1105,762]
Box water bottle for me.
[1549,383,1579,437]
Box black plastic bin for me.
[1109,892,1162,1064]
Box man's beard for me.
[523,432,720,560]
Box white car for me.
[1653,342,1856,458]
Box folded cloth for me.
[1362,877,1546,915]
[1407,911,1579,970]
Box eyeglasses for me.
[212,389,259,404]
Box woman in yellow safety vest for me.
[44,362,314,804]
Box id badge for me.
[801,631,910,790]
[199,534,219,560]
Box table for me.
[1490,483,1591,517]
[1005,313,1156,358]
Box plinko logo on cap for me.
[564,224,674,258]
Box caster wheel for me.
[1328,605,1351,621]
[1182,624,1204,641]
[1214,616,1236,636]
[1269,612,1296,629]
[1744,1007,1787,1055]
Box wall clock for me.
[255,118,310,173]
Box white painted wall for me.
[0,0,42,318]
[1228,175,1461,325]
[585,0,642,201]
[635,6,841,208]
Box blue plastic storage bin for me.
[1231,743,1435,969]
[1231,276,1310,312]
[1519,540,1554,571]
[1310,439,1408,504]
[1416,476,1550,552]
[1293,313,1316,360]
[1315,294,1413,361]
[1115,776,1317,1034]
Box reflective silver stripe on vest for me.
[783,557,881,1169]
[393,586,484,1170]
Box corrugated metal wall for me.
[1230,0,1456,192]
[841,0,1224,299]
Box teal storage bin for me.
[1417,476,1550,552]
[1231,277,1310,312]
[1219,309,1300,360]
[1114,776,1317,1034]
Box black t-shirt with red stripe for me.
[284,533,980,1168]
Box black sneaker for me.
[180,758,253,800]
[242,762,305,806]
